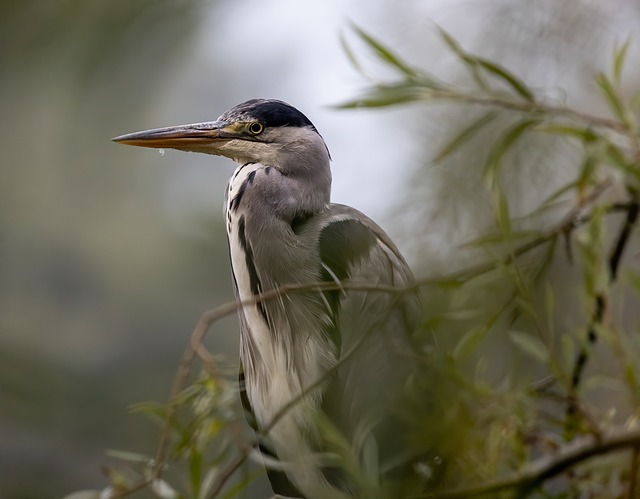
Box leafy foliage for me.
[72,28,640,499]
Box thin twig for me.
[462,94,629,134]
[568,187,640,425]
[380,86,629,134]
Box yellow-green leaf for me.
[434,111,498,163]
[352,24,417,77]
[595,71,626,123]
[613,38,631,86]
[476,57,535,102]
[453,326,488,360]
[484,118,539,186]
[509,330,549,364]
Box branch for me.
[347,85,629,134]
[568,187,640,425]
[460,93,629,134]
[420,427,640,499]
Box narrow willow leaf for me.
[624,363,638,394]
[576,155,598,197]
[339,32,365,75]
[613,38,631,86]
[433,111,498,162]
[514,297,536,320]
[437,26,467,61]
[484,118,539,185]
[528,236,557,282]
[336,83,428,109]
[476,58,535,102]
[105,449,152,463]
[604,143,637,181]
[453,326,488,360]
[509,330,550,364]
[128,401,172,429]
[595,71,626,123]
[538,180,579,210]
[627,270,640,293]
[535,124,599,142]
[190,448,203,497]
[444,308,485,321]
[437,26,489,90]
[606,143,630,167]
[352,25,417,77]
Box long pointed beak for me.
[112,120,233,152]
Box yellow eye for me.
[248,122,264,135]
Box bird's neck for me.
[226,158,331,228]
[224,158,330,305]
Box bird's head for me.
[113,99,331,173]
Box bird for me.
[113,99,423,498]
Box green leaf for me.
[484,118,539,186]
[444,308,485,321]
[129,400,178,432]
[613,38,631,86]
[535,124,599,142]
[433,111,498,162]
[595,71,626,123]
[627,270,640,293]
[603,144,640,183]
[538,180,579,209]
[190,448,203,497]
[437,26,468,63]
[624,363,638,393]
[339,31,365,75]
[577,154,598,195]
[476,57,535,102]
[352,24,417,77]
[105,449,152,463]
[453,326,488,360]
[335,82,429,109]
[509,330,549,364]
[437,26,489,90]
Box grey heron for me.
[113,99,424,498]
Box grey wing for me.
[317,204,422,471]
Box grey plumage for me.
[113,99,422,498]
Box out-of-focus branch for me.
[420,426,640,499]
[568,187,640,426]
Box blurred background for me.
[2,0,640,496]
